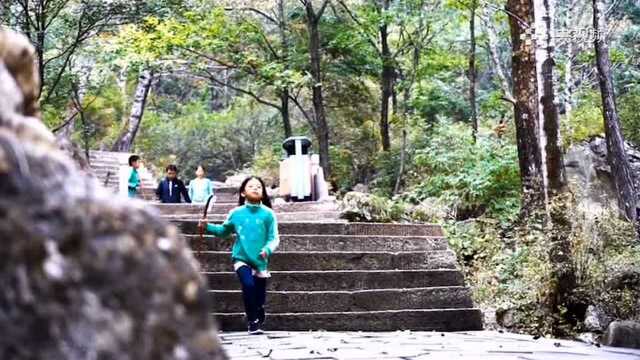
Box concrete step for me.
[175,221,443,237]
[164,211,341,222]
[195,251,457,271]
[204,269,465,291]
[211,308,483,331]
[154,201,338,215]
[209,287,474,313]
[186,234,449,252]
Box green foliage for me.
[136,97,283,181]
[563,89,605,146]
[250,144,282,187]
[619,86,640,145]
[402,120,521,221]
[412,79,470,123]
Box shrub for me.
[401,119,521,221]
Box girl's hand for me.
[198,218,207,230]
[260,250,268,259]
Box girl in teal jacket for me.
[199,176,278,335]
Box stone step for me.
[209,287,474,313]
[154,201,338,215]
[204,269,465,291]
[92,170,156,183]
[164,211,342,222]
[90,164,126,171]
[211,308,483,331]
[195,251,457,272]
[186,234,448,252]
[95,176,156,187]
[89,156,126,164]
[175,221,443,237]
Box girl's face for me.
[196,166,205,178]
[242,178,263,203]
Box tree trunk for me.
[469,0,478,142]
[593,0,638,223]
[379,0,393,151]
[112,69,153,152]
[535,0,564,194]
[562,0,578,122]
[304,1,332,179]
[533,0,576,334]
[208,80,225,111]
[506,0,545,211]
[280,89,292,138]
[279,0,293,138]
[533,0,549,202]
[484,8,515,104]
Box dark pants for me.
[235,265,267,323]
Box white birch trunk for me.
[534,0,552,204]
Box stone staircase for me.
[169,218,483,332]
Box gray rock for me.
[496,308,516,328]
[565,137,640,214]
[602,321,640,349]
[584,305,612,332]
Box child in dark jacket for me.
[199,176,278,335]
[156,164,191,203]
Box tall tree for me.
[593,0,638,224]
[393,0,437,194]
[337,0,409,151]
[277,0,293,138]
[468,0,478,142]
[534,0,564,194]
[506,0,545,210]
[112,69,154,152]
[379,0,394,151]
[560,0,579,121]
[301,0,332,178]
[534,0,576,333]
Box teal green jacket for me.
[128,168,140,198]
[206,203,279,271]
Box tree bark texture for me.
[506,0,545,209]
[113,69,153,152]
[304,0,332,179]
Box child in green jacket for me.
[127,155,141,198]
[199,176,278,335]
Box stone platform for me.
[220,330,640,359]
